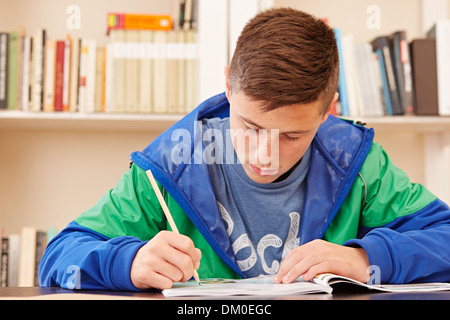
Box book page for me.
[314,273,450,293]
[162,276,332,297]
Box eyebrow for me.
[240,116,311,135]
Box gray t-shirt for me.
[203,117,311,277]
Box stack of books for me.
[0,11,198,115]
[0,226,57,287]
[333,20,450,117]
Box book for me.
[371,36,404,115]
[68,37,80,112]
[7,234,20,287]
[410,39,439,116]
[374,48,393,115]
[427,20,450,116]
[20,36,31,111]
[334,28,349,116]
[139,30,152,114]
[0,32,8,109]
[107,13,173,34]
[1,227,53,288]
[152,30,168,113]
[18,226,37,287]
[392,31,415,115]
[43,39,55,112]
[7,30,21,111]
[162,273,450,297]
[0,25,198,115]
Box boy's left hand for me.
[274,239,370,284]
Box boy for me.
[39,8,450,290]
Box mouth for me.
[249,164,279,177]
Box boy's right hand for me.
[130,231,201,290]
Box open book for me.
[162,273,450,297]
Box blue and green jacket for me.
[39,93,450,290]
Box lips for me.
[249,164,279,176]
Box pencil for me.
[146,168,201,285]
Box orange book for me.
[107,13,172,33]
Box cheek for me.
[278,140,312,168]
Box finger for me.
[194,248,202,269]
[160,244,197,282]
[301,262,332,282]
[163,231,202,272]
[143,271,175,290]
[280,255,320,284]
[165,232,198,257]
[274,248,308,283]
[153,259,185,283]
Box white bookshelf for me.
[346,116,450,132]
[3,111,450,132]
[1,0,450,236]
[0,111,183,132]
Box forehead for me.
[230,92,323,131]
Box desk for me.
[1,286,450,300]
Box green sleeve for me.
[359,142,436,227]
[75,163,165,240]
[324,142,437,244]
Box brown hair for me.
[229,7,339,113]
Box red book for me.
[54,40,65,111]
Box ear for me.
[224,66,232,101]
[320,92,339,124]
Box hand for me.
[274,239,370,284]
[130,231,201,290]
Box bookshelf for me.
[272,0,450,204]
[0,0,230,237]
[0,111,182,132]
[1,0,450,239]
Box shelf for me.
[0,111,184,132]
[344,116,450,133]
[2,111,450,133]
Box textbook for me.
[162,273,450,297]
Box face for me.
[225,67,335,184]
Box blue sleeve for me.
[38,221,147,291]
[345,199,450,284]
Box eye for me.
[283,135,300,142]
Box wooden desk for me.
[1,286,450,300]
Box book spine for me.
[139,30,153,113]
[20,36,31,111]
[107,13,173,32]
[0,237,7,287]
[34,231,46,286]
[43,39,55,112]
[0,33,8,109]
[7,30,20,110]
[78,39,88,112]
[375,48,393,115]
[372,37,403,115]
[394,31,415,115]
[69,38,80,112]
[410,39,439,115]
[85,40,97,113]
[334,28,349,116]
[152,30,168,113]
[62,38,71,111]
[54,40,65,111]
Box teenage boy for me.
[39,8,450,290]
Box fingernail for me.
[274,275,279,283]
[282,275,290,283]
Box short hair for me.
[229,7,339,113]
